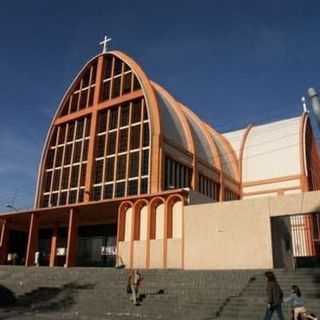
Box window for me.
[112,77,121,98]
[107,132,116,155]
[71,165,80,187]
[115,182,125,197]
[94,160,104,184]
[131,100,142,123]
[109,109,118,130]
[128,180,138,196]
[141,150,149,176]
[73,141,82,163]
[120,104,130,127]
[105,157,115,181]
[96,135,106,158]
[129,152,139,177]
[164,157,192,189]
[98,112,107,133]
[130,125,140,149]
[122,73,132,94]
[93,186,101,201]
[103,184,113,199]
[198,174,220,201]
[118,129,128,153]
[116,155,127,180]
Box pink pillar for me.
[49,225,59,267]
[65,208,78,268]
[25,213,39,266]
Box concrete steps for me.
[0,267,319,319]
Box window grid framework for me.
[60,61,97,116]
[224,188,239,201]
[42,117,91,207]
[198,174,220,201]
[92,97,150,201]
[100,55,141,102]
[164,156,192,190]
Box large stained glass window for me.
[92,97,150,200]
[41,117,91,207]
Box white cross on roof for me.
[99,35,112,53]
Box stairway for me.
[0,267,318,320]
[218,269,320,320]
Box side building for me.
[0,49,319,269]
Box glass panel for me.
[67,123,75,141]
[69,190,77,204]
[109,108,118,130]
[59,192,67,206]
[120,104,130,127]
[73,141,82,163]
[141,150,149,175]
[105,157,114,182]
[46,149,55,168]
[129,152,139,178]
[106,132,116,155]
[140,178,148,194]
[112,77,121,98]
[130,125,141,149]
[118,129,128,153]
[98,112,107,133]
[58,125,66,144]
[79,89,88,109]
[52,169,61,191]
[76,119,84,139]
[128,180,138,196]
[82,68,90,88]
[103,184,113,199]
[101,81,110,101]
[51,193,58,206]
[70,165,80,187]
[96,135,106,158]
[115,182,125,197]
[93,186,101,201]
[94,160,104,184]
[80,164,86,186]
[131,100,142,123]
[55,147,63,167]
[116,155,127,180]
[113,57,122,76]
[122,73,132,94]
[64,144,72,165]
[61,167,70,189]
[70,93,79,112]
[104,56,113,79]
[44,171,52,192]
[82,140,89,161]
[142,123,149,147]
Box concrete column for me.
[0,220,9,265]
[25,213,39,266]
[49,224,59,267]
[65,208,78,267]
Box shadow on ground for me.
[0,282,95,319]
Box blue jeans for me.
[264,304,285,320]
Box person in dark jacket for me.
[264,271,285,320]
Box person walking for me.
[284,285,306,320]
[128,269,143,306]
[264,271,285,320]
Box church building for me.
[0,39,319,269]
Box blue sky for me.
[1,0,320,210]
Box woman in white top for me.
[284,285,305,320]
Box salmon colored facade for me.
[0,50,319,269]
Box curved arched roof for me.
[237,116,303,183]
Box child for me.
[284,285,305,320]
